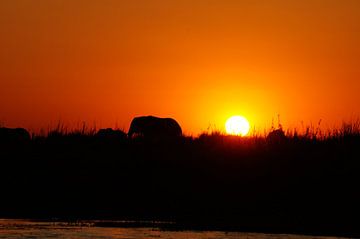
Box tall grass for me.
[1,119,359,236]
[28,119,360,143]
[45,121,97,138]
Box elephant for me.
[0,127,31,142]
[128,116,182,138]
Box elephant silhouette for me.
[0,127,31,142]
[128,116,182,138]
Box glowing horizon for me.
[1,1,359,134]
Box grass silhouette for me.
[0,120,359,237]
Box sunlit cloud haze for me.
[0,0,359,134]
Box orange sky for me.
[0,0,359,135]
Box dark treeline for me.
[0,126,359,237]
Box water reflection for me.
[0,219,345,239]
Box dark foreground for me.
[0,129,359,237]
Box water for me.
[0,219,346,239]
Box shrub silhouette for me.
[0,127,30,143]
[266,128,287,145]
[96,128,127,141]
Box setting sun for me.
[225,116,250,136]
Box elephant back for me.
[128,116,182,139]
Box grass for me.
[0,120,359,237]
[31,119,360,141]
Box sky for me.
[0,0,359,135]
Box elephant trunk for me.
[128,125,135,138]
[127,129,133,138]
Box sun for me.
[225,116,250,136]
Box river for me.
[0,219,346,239]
